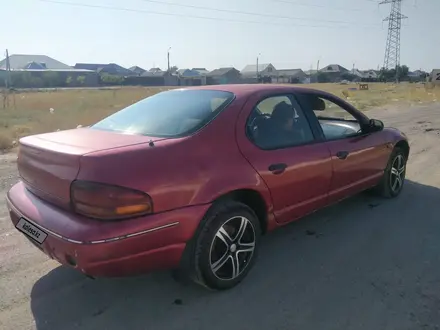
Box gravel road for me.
[1,103,440,330]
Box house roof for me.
[352,69,364,78]
[129,66,146,73]
[362,70,378,78]
[75,63,133,75]
[207,67,238,77]
[319,64,349,73]
[276,69,305,77]
[192,68,210,75]
[408,70,427,77]
[176,69,201,77]
[11,68,93,72]
[74,63,107,70]
[142,70,166,77]
[0,54,72,70]
[241,63,274,73]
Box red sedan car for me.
[6,84,409,290]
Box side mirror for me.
[365,119,384,133]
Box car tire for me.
[374,147,407,198]
[178,201,261,290]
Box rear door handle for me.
[336,151,349,160]
[268,163,287,174]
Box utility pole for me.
[256,53,261,82]
[167,47,171,72]
[380,0,407,83]
[5,49,11,89]
[2,49,12,109]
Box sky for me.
[2,0,438,72]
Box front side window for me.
[247,94,315,150]
[91,89,234,137]
[297,94,361,140]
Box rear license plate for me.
[16,218,48,244]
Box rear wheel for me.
[375,147,407,198]
[179,201,261,290]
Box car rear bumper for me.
[7,181,210,277]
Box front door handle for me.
[336,151,349,160]
[268,163,287,174]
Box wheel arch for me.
[213,189,269,234]
[395,139,410,160]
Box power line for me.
[138,0,372,23]
[38,0,381,29]
[270,0,370,12]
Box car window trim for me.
[294,91,372,143]
[245,92,321,151]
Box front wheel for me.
[186,201,261,290]
[375,147,407,198]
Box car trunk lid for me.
[18,128,162,209]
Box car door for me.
[295,91,390,204]
[236,92,333,224]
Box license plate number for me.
[16,218,48,244]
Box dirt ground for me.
[1,102,440,330]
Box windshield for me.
[91,89,234,137]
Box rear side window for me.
[247,94,315,150]
[91,89,234,137]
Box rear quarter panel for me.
[76,95,274,216]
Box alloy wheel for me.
[209,216,256,281]
[390,154,405,193]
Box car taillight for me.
[70,180,153,220]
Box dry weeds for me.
[0,83,438,151]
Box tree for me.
[76,76,86,85]
[169,66,178,73]
[100,73,124,85]
[397,65,409,81]
[379,65,410,82]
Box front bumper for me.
[7,181,210,277]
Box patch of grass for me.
[0,132,13,151]
[0,83,438,151]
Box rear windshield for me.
[91,89,234,137]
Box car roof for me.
[176,84,334,98]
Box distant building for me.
[241,63,277,82]
[319,64,349,82]
[0,54,98,87]
[351,69,379,82]
[192,68,210,76]
[319,64,349,74]
[128,66,146,76]
[363,70,379,80]
[1,54,73,70]
[148,67,163,74]
[206,67,241,84]
[74,63,135,76]
[176,69,206,86]
[408,70,428,82]
[275,69,307,84]
[138,69,178,86]
[304,69,318,83]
